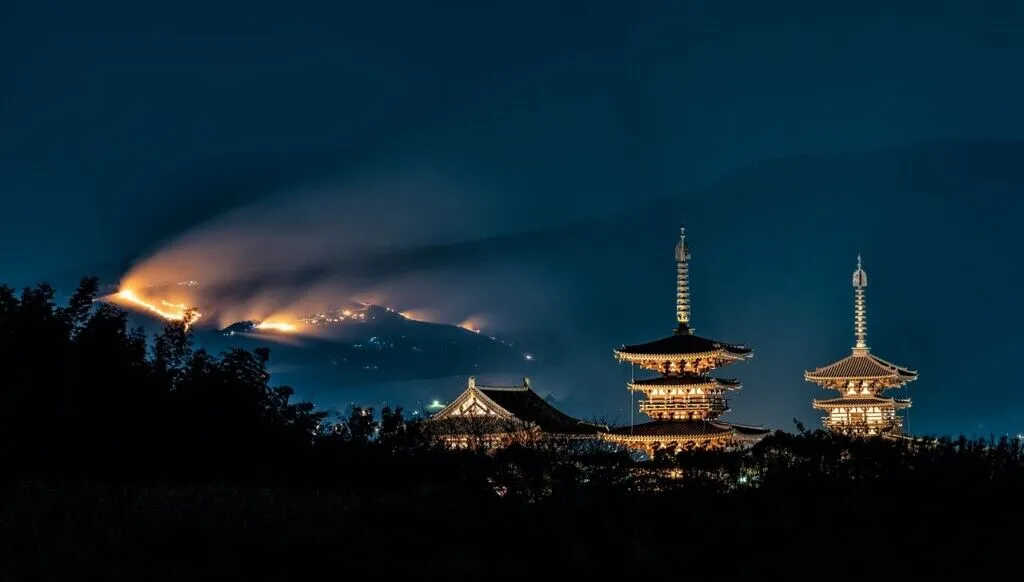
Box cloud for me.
[118,152,633,330]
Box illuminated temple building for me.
[602,227,769,455]
[805,256,917,436]
[424,376,604,448]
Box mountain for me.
[209,303,535,382]
[111,297,542,411]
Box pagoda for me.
[805,256,917,436]
[602,226,769,455]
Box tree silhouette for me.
[379,405,406,446]
[347,406,378,444]
[61,276,100,336]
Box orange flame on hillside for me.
[458,319,482,334]
[113,289,202,327]
[255,321,298,333]
[400,309,436,322]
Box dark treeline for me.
[0,278,1021,578]
[0,277,327,483]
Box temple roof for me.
[479,386,602,435]
[602,420,771,443]
[616,326,752,360]
[805,351,917,382]
[607,419,735,438]
[628,375,742,388]
[427,377,604,436]
[730,423,773,437]
[813,396,912,408]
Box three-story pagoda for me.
[602,226,769,455]
[805,256,917,436]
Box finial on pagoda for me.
[675,224,692,334]
[852,254,868,352]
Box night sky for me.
[4,1,1024,437]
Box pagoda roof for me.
[805,350,917,382]
[600,420,772,449]
[427,377,604,436]
[616,326,752,360]
[607,419,735,438]
[813,395,912,408]
[628,375,742,389]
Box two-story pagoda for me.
[805,256,917,436]
[602,226,769,455]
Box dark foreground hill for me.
[3,432,1022,579]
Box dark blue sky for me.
[3,1,1024,436]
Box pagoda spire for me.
[675,224,692,334]
[853,254,868,353]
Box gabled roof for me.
[478,386,602,435]
[430,383,514,421]
[805,350,917,382]
[428,377,604,436]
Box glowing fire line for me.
[115,289,202,326]
[255,321,297,333]
[458,320,482,334]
